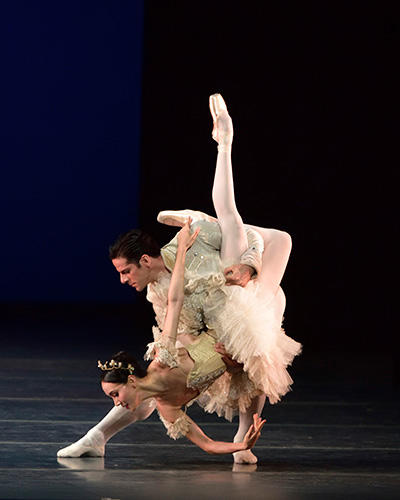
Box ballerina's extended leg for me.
[209,94,266,464]
[210,94,247,263]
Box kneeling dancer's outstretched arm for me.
[159,407,265,455]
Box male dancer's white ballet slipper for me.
[157,209,217,228]
[209,93,233,152]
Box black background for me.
[1,3,397,382]
[139,3,397,362]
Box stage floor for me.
[0,355,399,500]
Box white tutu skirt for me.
[185,272,302,420]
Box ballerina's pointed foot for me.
[209,93,233,151]
[57,430,105,458]
[233,449,258,464]
[157,209,217,227]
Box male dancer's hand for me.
[224,264,254,287]
[215,343,243,374]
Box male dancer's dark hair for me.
[109,229,161,265]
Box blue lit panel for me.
[0,2,144,302]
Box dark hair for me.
[109,229,160,265]
[100,351,147,383]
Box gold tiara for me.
[97,359,135,374]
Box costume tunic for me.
[146,213,301,421]
[146,330,226,439]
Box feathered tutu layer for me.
[185,272,302,420]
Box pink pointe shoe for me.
[157,209,217,228]
[209,93,233,152]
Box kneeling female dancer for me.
[99,219,265,455]
[98,94,300,459]
[58,94,301,463]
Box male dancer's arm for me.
[246,225,292,298]
[224,225,290,289]
[225,226,264,287]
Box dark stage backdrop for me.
[139,3,396,358]
[1,3,396,369]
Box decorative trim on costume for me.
[184,331,227,392]
[186,365,226,392]
[144,327,178,369]
[157,410,191,440]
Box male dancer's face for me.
[112,256,152,292]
